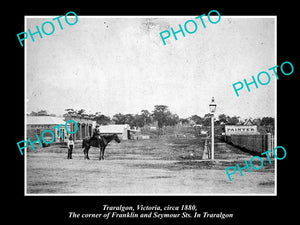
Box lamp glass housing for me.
[209,97,217,113]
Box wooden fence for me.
[223,134,274,156]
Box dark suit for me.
[92,128,101,140]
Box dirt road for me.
[26,136,275,195]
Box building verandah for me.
[64,115,96,142]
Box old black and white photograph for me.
[24,15,276,195]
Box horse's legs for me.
[99,146,107,160]
[101,146,106,160]
[87,147,90,160]
[83,147,86,159]
[99,146,103,160]
[84,146,90,160]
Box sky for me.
[26,16,276,119]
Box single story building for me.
[26,116,70,143]
[100,124,131,140]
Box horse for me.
[82,134,121,160]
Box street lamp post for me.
[209,97,217,160]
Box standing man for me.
[67,136,74,159]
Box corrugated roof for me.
[27,116,66,125]
[100,124,130,133]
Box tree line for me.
[27,106,274,130]
[63,105,179,128]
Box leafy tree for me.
[167,113,179,126]
[261,117,274,126]
[124,114,135,127]
[64,108,76,115]
[179,118,190,125]
[260,117,274,133]
[112,113,127,124]
[152,105,170,128]
[203,113,212,126]
[29,110,51,116]
[218,114,227,124]
[28,111,38,116]
[94,114,111,125]
[227,116,240,125]
[140,109,152,125]
[190,115,203,125]
[132,114,144,127]
[37,110,48,116]
[112,113,140,128]
[253,118,262,126]
[77,109,86,116]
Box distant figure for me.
[67,136,74,159]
